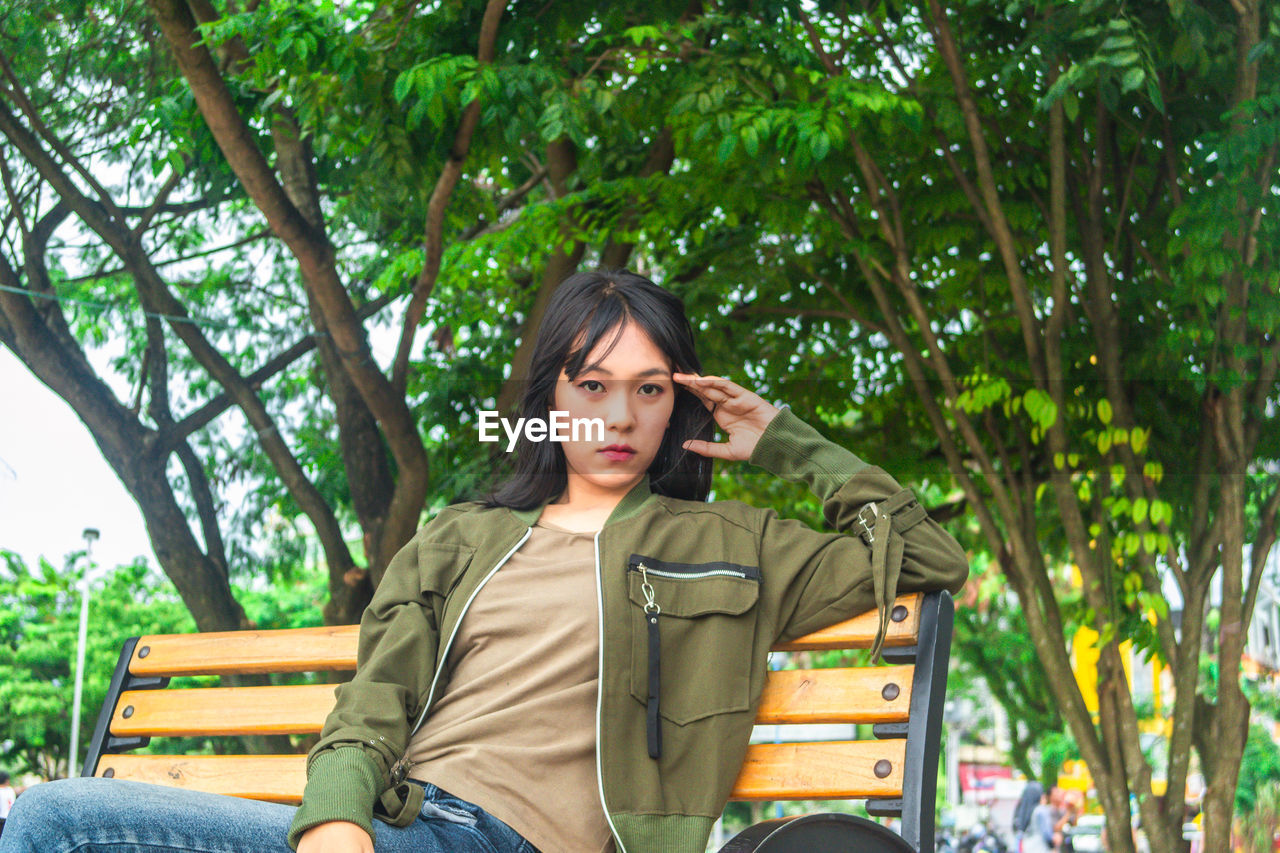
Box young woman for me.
[0,269,968,853]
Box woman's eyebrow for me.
[579,366,672,378]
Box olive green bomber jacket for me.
[286,405,969,853]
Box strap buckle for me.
[856,501,880,545]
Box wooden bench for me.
[83,590,953,852]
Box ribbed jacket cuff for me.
[612,813,717,853]
[287,747,380,850]
[748,404,869,500]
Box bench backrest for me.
[83,590,952,852]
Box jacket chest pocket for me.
[626,553,761,726]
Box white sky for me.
[0,345,153,571]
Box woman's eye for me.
[579,380,604,392]
[639,384,665,396]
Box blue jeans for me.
[0,776,541,853]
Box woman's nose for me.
[603,394,635,432]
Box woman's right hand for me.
[296,820,375,853]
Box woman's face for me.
[551,321,676,504]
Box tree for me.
[592,3,1278,850]
[953,556,1071,787]
[0,0,695,630]
[0,550,193,778]
[0,546,330,778]
[3,4,1275,848]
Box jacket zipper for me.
[403,527,534,745]
[627,555,761,582]
[595,529,628,853]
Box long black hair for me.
[478,268,714,510]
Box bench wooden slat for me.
[94,755,307,803]
[125,593,924,676]
[754,665,913,725]
[730,740,907,800]
[111,664,913,738]
[95,739,907,804]
[111,684,337,737]
[128,626,360,677]
[771,592,922,651]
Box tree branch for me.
[145,0,426,488]
[921,0,1045,376]
[160,292,394,452]
[65,229,272,285]
[600,126,676,269]
[391,0,508,394]
[1243,479,1280,636]
[0,82,362,601]
[0,49,124,220]
[457,165,549,242]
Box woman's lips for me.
[599,449,636,461]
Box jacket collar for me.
[508,472,658,528]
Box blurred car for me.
[1066,814,1107,852]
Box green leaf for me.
[1147,78,1165,113]
[1101,35,1136,52]
[1105,51,1141,68]
[427,96,445,128]
[717,134,737,163]
[1132,497,1149,524]
[1078,478,1093,503]
[810,132,830,161]
[1121,66,1145,93]
[624,25,661,46]
[393,68,416,103]
[1064,89,1079,122]
[1097,621,1117,649]
[1024,390,1042,419]
[407,98,428,130]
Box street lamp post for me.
[944,698,975,810]
[68,527,99,778]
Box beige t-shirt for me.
[404,518,615,853]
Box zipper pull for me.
[639,562,662,760]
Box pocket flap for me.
[626,569,759,617]
[417,540,477,595]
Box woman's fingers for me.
[681,438,734,459]
[674,373,741,407]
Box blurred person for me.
[1024,788,1057,853]
[1055,789,1080,851]
[1014,781,1045,851]
[0,770,15,832]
